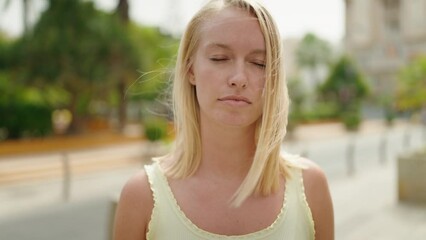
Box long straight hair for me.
[160,0,290,207]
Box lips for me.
[218,95,252,104]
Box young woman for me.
[113,0,334,239]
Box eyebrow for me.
[206,43,266,55]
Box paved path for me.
[331,162,426,239]
[0,120,425,240]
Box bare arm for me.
[113,171,153,240]
[302,159,335,240]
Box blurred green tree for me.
[320,55,369,130]
[1,30,71,139]
[0,31,9,68]
[396,56,426,112]
[126,25,178,101]
[9,0,140,133]
[0,71,53,139]
[119,25,178,128]
[287,76,306,133]
[296,33,333,87]
[111,0,177,127]
[294,33,335,125]
[2,0,178,137]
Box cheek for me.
[192,60,211,83]
[252,76,266,97]
[193,65,226,89]
[248,67,266,89]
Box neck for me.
[196,117,257,180]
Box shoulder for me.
[297,158,328,192]
[113,167,154,240]
[299,158,335,240]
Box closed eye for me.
[209,57,229,62]
[252,61,266,68]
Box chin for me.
[219,117,258,128]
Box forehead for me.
[197,7,265,50]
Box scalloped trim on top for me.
[144,164,158,240]
[299,168,316,237]
[153,162,289,239]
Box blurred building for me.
[344,0,426,96]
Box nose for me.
[228,62,248,89]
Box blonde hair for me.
[161,0,290,207]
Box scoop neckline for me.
[154,162,289,239]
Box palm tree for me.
[115,0,129,22]
[115,0,130,130]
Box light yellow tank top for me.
[144,162,315,240]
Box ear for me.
[188,64,196,85]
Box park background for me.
[1,0,426,239]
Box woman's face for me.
[189,7,266,129]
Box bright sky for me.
[0,0,344,44]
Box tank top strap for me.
[145,162,198,232]
[283,166,316,239]
[143,163,161,240]
[145,162,216,239]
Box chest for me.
[168,178,286,236]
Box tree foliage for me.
[0,71,52,139]
[2,0,179,137]
[296,33,332,69]
[321,56,369,110]
[320,55,369,130]
[0,30,13,70]
[396,56,426,111]
[125,25,178,102]
[8,0,140,132]
[296,33,333,87]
